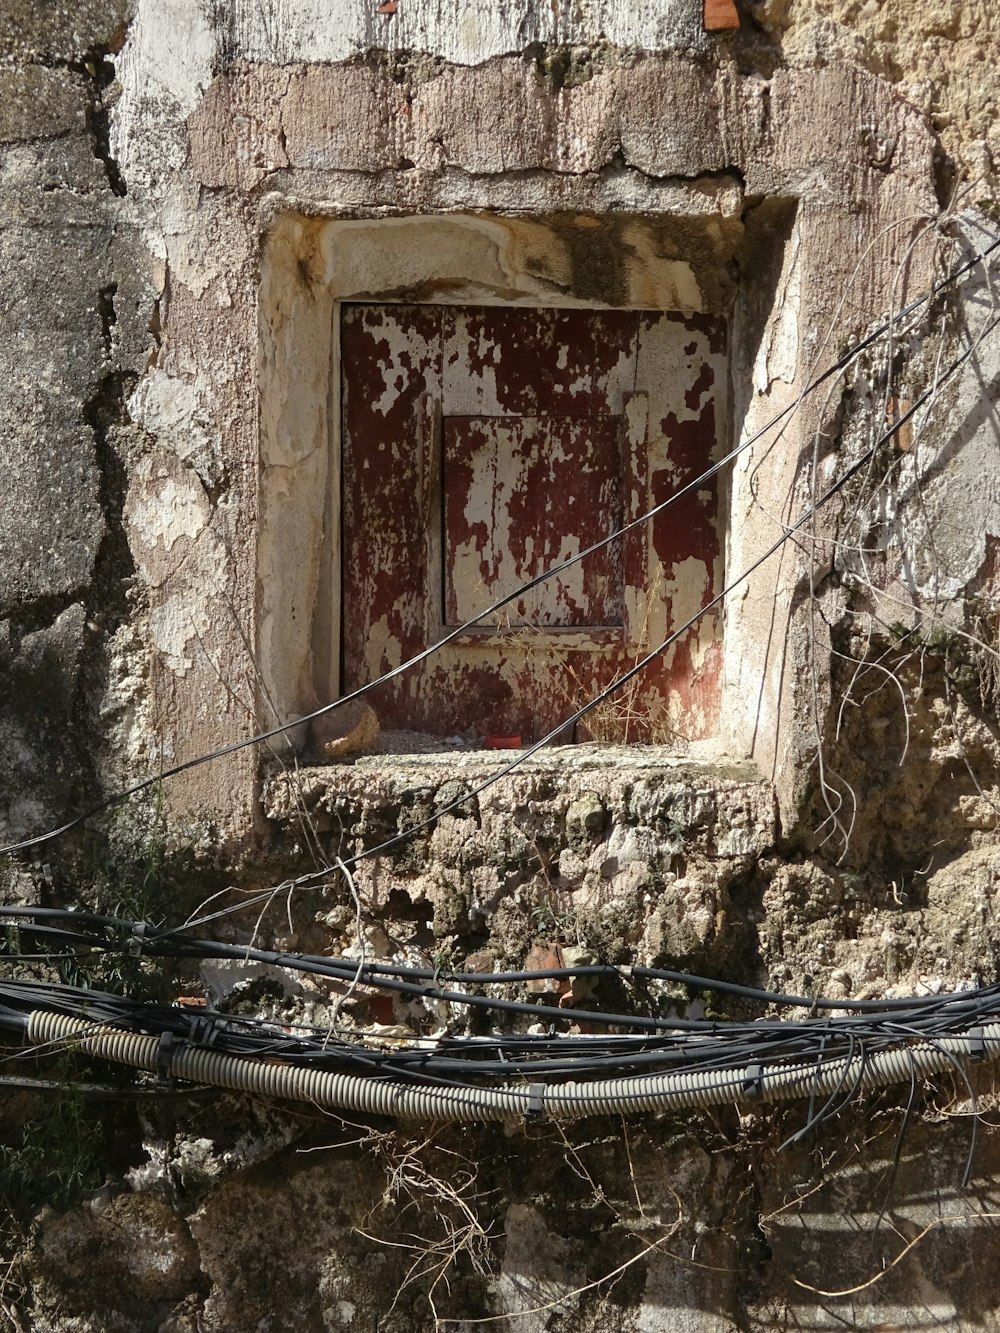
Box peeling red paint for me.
[341,304,725,743]
[443,415,623,627]
[684,361,716,412]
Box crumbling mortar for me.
[352,46,450,87]
[75,49,127,198]
[28,46,128,195]
[525,42,601,90]
[724,20,785,83]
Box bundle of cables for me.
[2,906,999,1133]
[3,223,1000,1135]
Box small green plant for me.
[697,987,735,1023]
[56,786,220,998]
[86,783,174,926]
[0,1059,106,1214]
[841,869,865,895]
[531,896,584,944]
[430,941,459,976]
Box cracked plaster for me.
[9,3,1000,1328]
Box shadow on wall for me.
[23,1098,1000,1331]
[791,255,1000,874]
[0,604,88,843]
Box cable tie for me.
[742,1063,763,1101]
[189,1016,220,1048]
[155,1030,175,1083]
[968,1026,986,1062]
[525,1083,546,1117]
[127,923,147,958]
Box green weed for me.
[0,1062,105,1214]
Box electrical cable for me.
[3,228,999,859]
[0,978,985,1071]
[20,1008,1000,1122]
[8,935,1000,1127]
[4,905,996,1022]
[179,302,1000,914]
[6,910,1000,1087]
[4,232,1000,1124]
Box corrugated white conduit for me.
[27,1010,1000,1122]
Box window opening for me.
[339,303,726,745]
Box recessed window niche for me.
[257,212,738,753]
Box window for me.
[340,303,726,744]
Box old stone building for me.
[3,0,1000,1328]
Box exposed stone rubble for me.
[4,0,1000,1329]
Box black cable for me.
[5,906,1000,1030]
[5,937,1000,1076]
[7,959,1000,1093]
[4,229,998,859]
[202,309,1000,910]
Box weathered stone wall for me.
[5,1,1000,1330]
[0,0,149,839]
[112,6,945,832]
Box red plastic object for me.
[703,0,739,30]
[484,735,522,749]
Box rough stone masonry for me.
[4,1,1000,1329]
